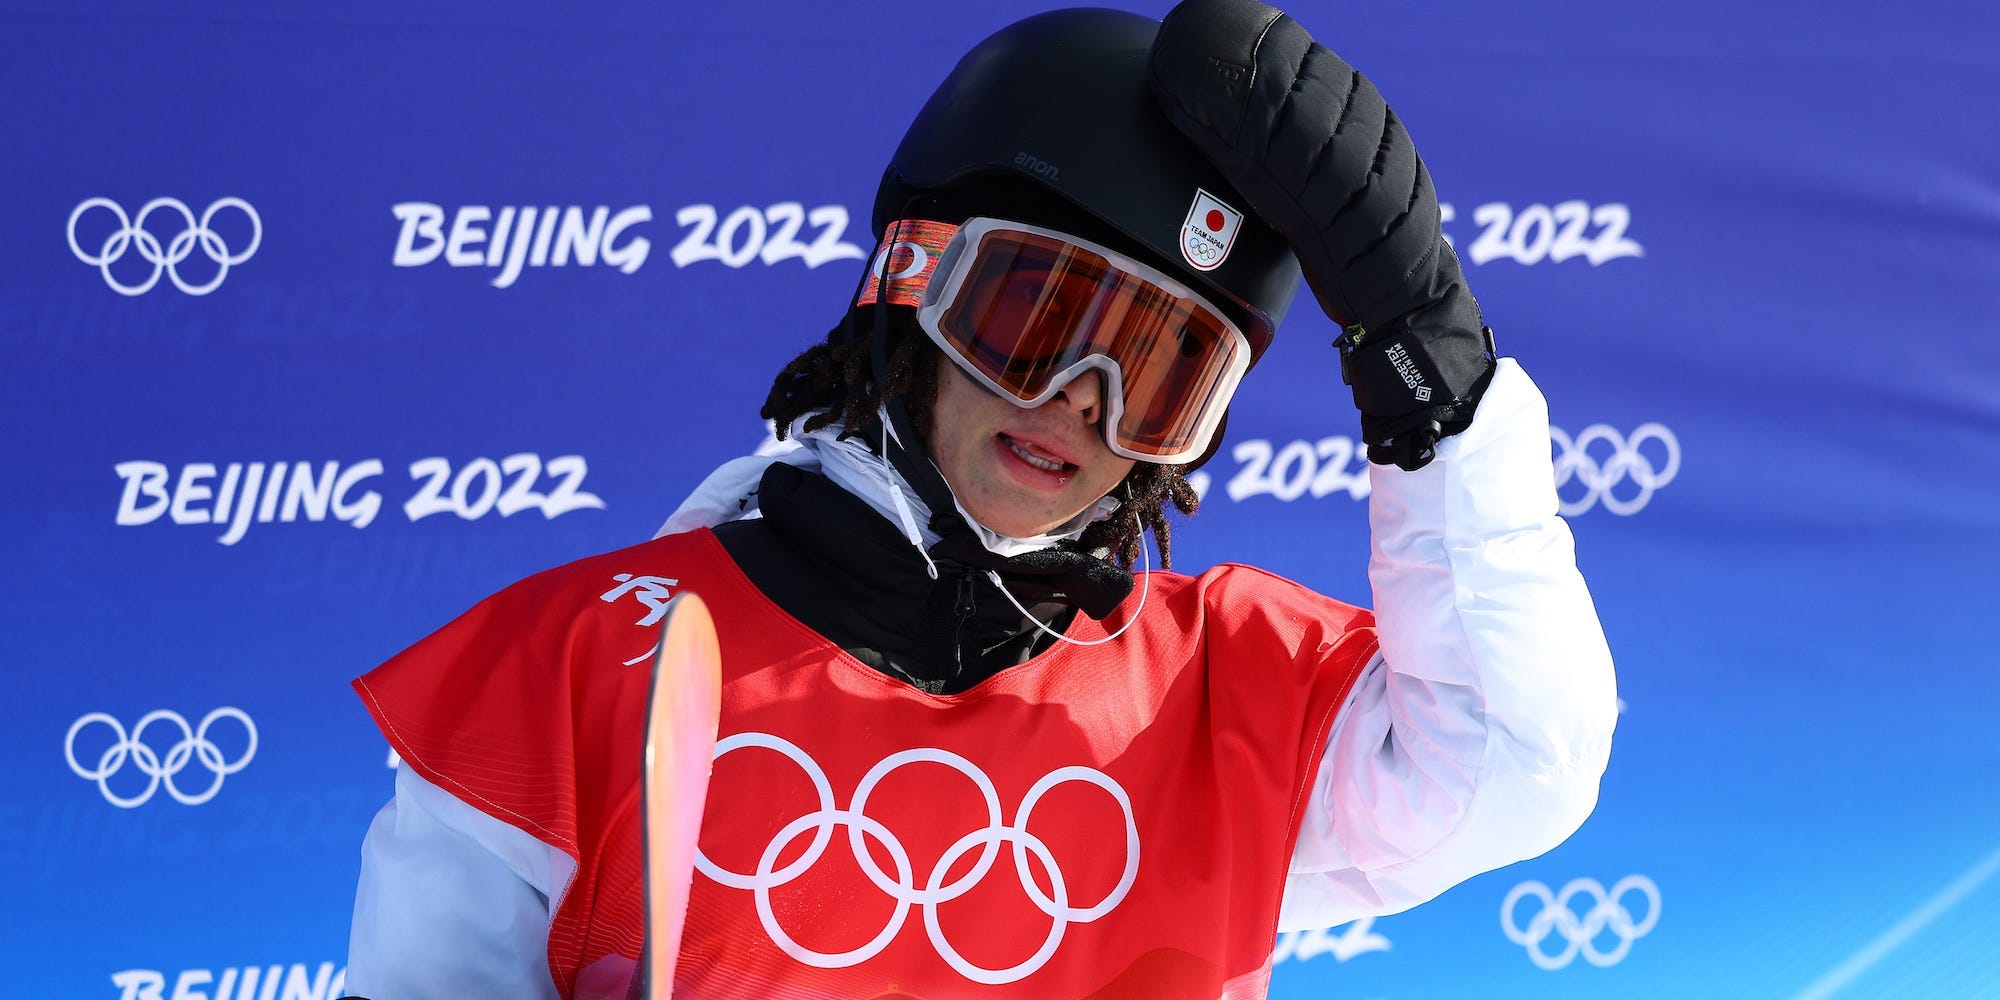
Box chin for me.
[970,499,1066,540]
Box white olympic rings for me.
[64,708,258,808]
[1551,423,1680,516]
[696,732,1140,985]
[1501,875,1661,970]
[67,197,262,296]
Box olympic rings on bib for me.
[694,732,1140,985]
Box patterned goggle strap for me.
[855,220,959,308]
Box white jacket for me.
[345,359,1618,999]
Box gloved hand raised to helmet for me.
[1149,0,1496,471]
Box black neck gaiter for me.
[709,464,1131,694]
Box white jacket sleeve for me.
[1279,358,1619,931]
[346,765,570,1000]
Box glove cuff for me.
[1339,286,1496,470]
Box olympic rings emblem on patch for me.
[695,733,1140,985]
[1550,423,1680,516]
[64,708,259,808]
[66,197,262,296]
[1501,875,1661,970]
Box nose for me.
[1053,369,1104,424]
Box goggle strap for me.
[855,219,959,308]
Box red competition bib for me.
[357,529,1376,999]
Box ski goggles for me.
[859,217,1253,464]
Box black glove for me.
[1150,0,1496,470]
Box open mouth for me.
[1000,433,1077,477]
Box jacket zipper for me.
[951,570,977,677]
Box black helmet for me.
[874,7,1303,361]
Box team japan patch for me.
[1179,189,1243,272]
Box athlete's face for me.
[925,353,1137,538]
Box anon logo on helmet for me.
[1013,152,1061,181]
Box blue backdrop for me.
[4,1,1997,997]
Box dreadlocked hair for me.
[760,312,1201,570]
[1076,460,1200,570]
[761,308,936,442]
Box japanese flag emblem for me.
[1179,188,1243,272]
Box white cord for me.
[876,406,940,580]
[987,529,1150,647]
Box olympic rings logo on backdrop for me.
[1501,875,1660,970]
[696,732,1140,985]
[67,197,262,296]
[1551,423,1680,516]
[64,708,258,808]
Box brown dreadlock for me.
[760,312,1200,570]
